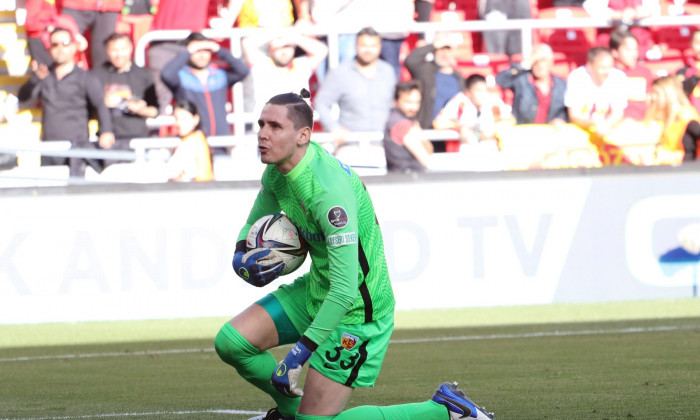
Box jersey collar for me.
[285,142,317,181]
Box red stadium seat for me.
[651,3,700,52]
[536,7,596,68]
[644,49,687,78]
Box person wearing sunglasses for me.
[19,27,114,178]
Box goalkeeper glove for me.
[271,337,316,397]
[232,240,285,287]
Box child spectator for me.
[433,73,512,151]
[165,100,213,181]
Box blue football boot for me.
[432,382,494,419]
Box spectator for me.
[60,0,124,68]
[609,29,653,121]
[676,29,700,115]
[18,27,114,177]
[24,0,88,67]
[164,100,214,181]
[92,32,158,167]
[147,0,237,114]
[565,46,627,138]
[315,27,396,151]
[404,31,465,151]
[495,43,568,125]
[478,0,531,57]
[645,76,700,164]
[433,73,512,150]
[241,33,328,125]
[161,32,249,153]
[384,80,433,173]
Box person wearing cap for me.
[161,32,249,154]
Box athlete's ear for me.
[297,126,311,146]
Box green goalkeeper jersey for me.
[238,141,395,346]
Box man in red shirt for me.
[609,29,653,121]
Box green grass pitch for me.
[1,299,699,419]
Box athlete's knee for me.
[214,322,256,367]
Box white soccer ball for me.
[246,213,309,275]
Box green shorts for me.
[257,277,394,388]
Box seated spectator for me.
[18,27,113,177]
[165,100,213,182]
[433,74,513,150]
[92,32,158,167]
[609,29,653,121]
[565,47,627,138]
[161,32,249,153]
[384,80,433,173]
[496,43,568,125]
[676,29,700,115]
[241,33,327,125]
[315,27,396,152]
[645,76,700,164]
[24,0,88,68]
[404,31,465,151]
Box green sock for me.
[295,400,449,420]
[214,323,300,418]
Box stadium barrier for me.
[1,163,698,324]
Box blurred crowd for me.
[3,0,700,181]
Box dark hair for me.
[266,89,314,130]
[183,32,209,46]
[50,27,72,39]
[394,80,422,100]
[587,46,612,63]
[173,100,202,129]
[609,29,637,51]
[357,26,380,39]
[465,74,487,90]
[103,32,132,46]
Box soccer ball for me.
[246,213,309,276]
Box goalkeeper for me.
[214,89,494,420]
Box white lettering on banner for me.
[625,195,700,287]
[0,232,30,295]
[373,178,590,310]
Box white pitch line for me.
[0,409,264,420]
[1,324,697,364]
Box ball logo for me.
[327,206,348,228]
[275,363,287,376]
[238,267,250,280]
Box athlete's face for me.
[257,103,310,174]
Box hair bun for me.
[299,88,311,99]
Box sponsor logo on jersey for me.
[326,232,357,247]
[327,206,348,228]
[341,333,359,351]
